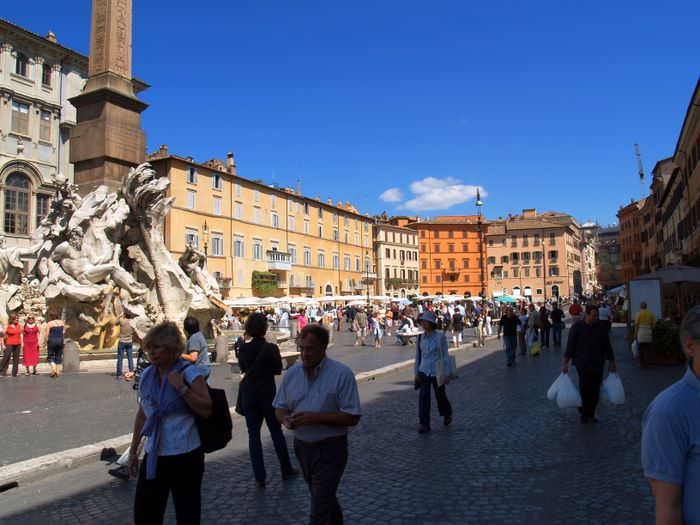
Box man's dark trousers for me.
[540,326,550,348]
[294,435,348,525]
[578,368,604,419]
[0,344,20,376]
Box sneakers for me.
[108,466,130,481]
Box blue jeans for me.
[116,342,134,377]
[503,335,517,364]
[552,322,563,348]
[241,392,294,482]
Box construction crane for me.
[634,142,645,198]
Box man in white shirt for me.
[598,301,612,331]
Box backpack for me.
[183,364,233,453]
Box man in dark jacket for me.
[562,304,617,423]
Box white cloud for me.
[379,187,404,203]
[391,176,486,212]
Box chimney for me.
[159,144,168,156]
[186,156,193,162]
[327,197,333,205]
[226,152,236,175]
[46,31,57,43]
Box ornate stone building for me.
[595,226,622,289]
[0,20,87,249]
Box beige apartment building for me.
[148,147,376,299]
[373,216,420,298]
[486,209,583,300]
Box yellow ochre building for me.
[148,146,376,299]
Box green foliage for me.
[252,271,279,296]
[652,320,684,359]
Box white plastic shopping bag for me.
[556,373,582,408]
[547,373,567,401]
[602,372,626,404]
[631,341,639,358]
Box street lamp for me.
[365,249,370,306]
[476,189,485,299]
[202,220,209,256]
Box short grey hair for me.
[680,305,700,343]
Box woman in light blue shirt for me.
[128,322,212,525]
[182,316,211,380]
[414,311,453,434]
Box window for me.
[448,244,454,252]
[420,244,426,252]
[435,275,442,283]
[421,259,427,269]
[289,245,297,263]
[333,253,339,269]
[420,231,426,238]
[271,211,279,228]
[448,231,454,238]
[11,101,29,135]
[42,63,52,86]
[253,240,263,260]
[333,211,338,224]
[534,234,540,246]
[343,215,349,227]
[271,194,276,208]
[254,189,260,202]
[15,53,29,77]
[513,268,519,278]
[435,260,442,269]
[487,239,493,247]
[211,234,224,256]
[549,232,556,245]
[318,224,324,238]
[213,197,222,215]
[487,256,496,264]
[235,183,241,197]
[288,216,295,231]
[333,229,339,241]
[254,207,261,224]
[536,289,543,296]
[36,194,50,226]
[422,276,428,284]
[303,220,310,234]
[549,250,558,259]
[510,252,519,261]
[187,190,196,209]
[549,266,560,276]
[533,251,543,261]
[186,167,197,184]
[522,252,531,262]
[344,231,349,243]
[501,256,508,264]
[304,202,309,215]
[344,256,351,271]
[524,267,530,277]
[462,243,468,251]
[463,274,470,282]
[364,222,369,233]
[511,235,517,247]
[233,236,245,257]
[4,173,31,235]
[318,251,325,268]
[318,207,323,219]
[39,110,52,141]
[434,231,440,238]
[234,202,242,219]
[449,259,456,270]
[385,248,391,258]
[185,229,198,247]
[355,257,360,272]
[354,233,359,245]
[522,234,529,246]
[502,238,507,246]
[535,267,542,277]
[212,173,222,190]
[304,248,312,266]
[462,230,468,238]
[434,244,440,252]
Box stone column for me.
[62,340,80,373]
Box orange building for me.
[617,198,646,282]
[405,216,488,296]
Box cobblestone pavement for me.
[0,327,476,466]
[0,325,685,524]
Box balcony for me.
[267,250,292,271]
[290,281,314,290]
[216,277,232,290]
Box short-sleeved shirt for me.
[187,332,211,377]
[598,306,611,321]
[140,362,204,456]
[642,368,700,524]
[273,357,361,443]
[499,315,521,337]
[118,317,133,344]
[355,312,368,328]
[636,309,655,327]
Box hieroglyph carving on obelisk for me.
[88,0,132,79]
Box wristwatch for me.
[178,385,189,397]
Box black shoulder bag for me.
[183,364,233,454]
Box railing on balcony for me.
[267,250,292,271]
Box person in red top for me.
[22,315,40,375]
[568,299,583,321]
[1,314,23,377]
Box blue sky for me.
[6,1,699,225]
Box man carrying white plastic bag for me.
[561,304,617,423]
[602,372,625,404]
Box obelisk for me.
[69,0,148,196]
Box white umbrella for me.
[225,297,263,307]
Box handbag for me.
[183,365,233,454]
[436,333,457,386]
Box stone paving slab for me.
[0,326,685,524]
